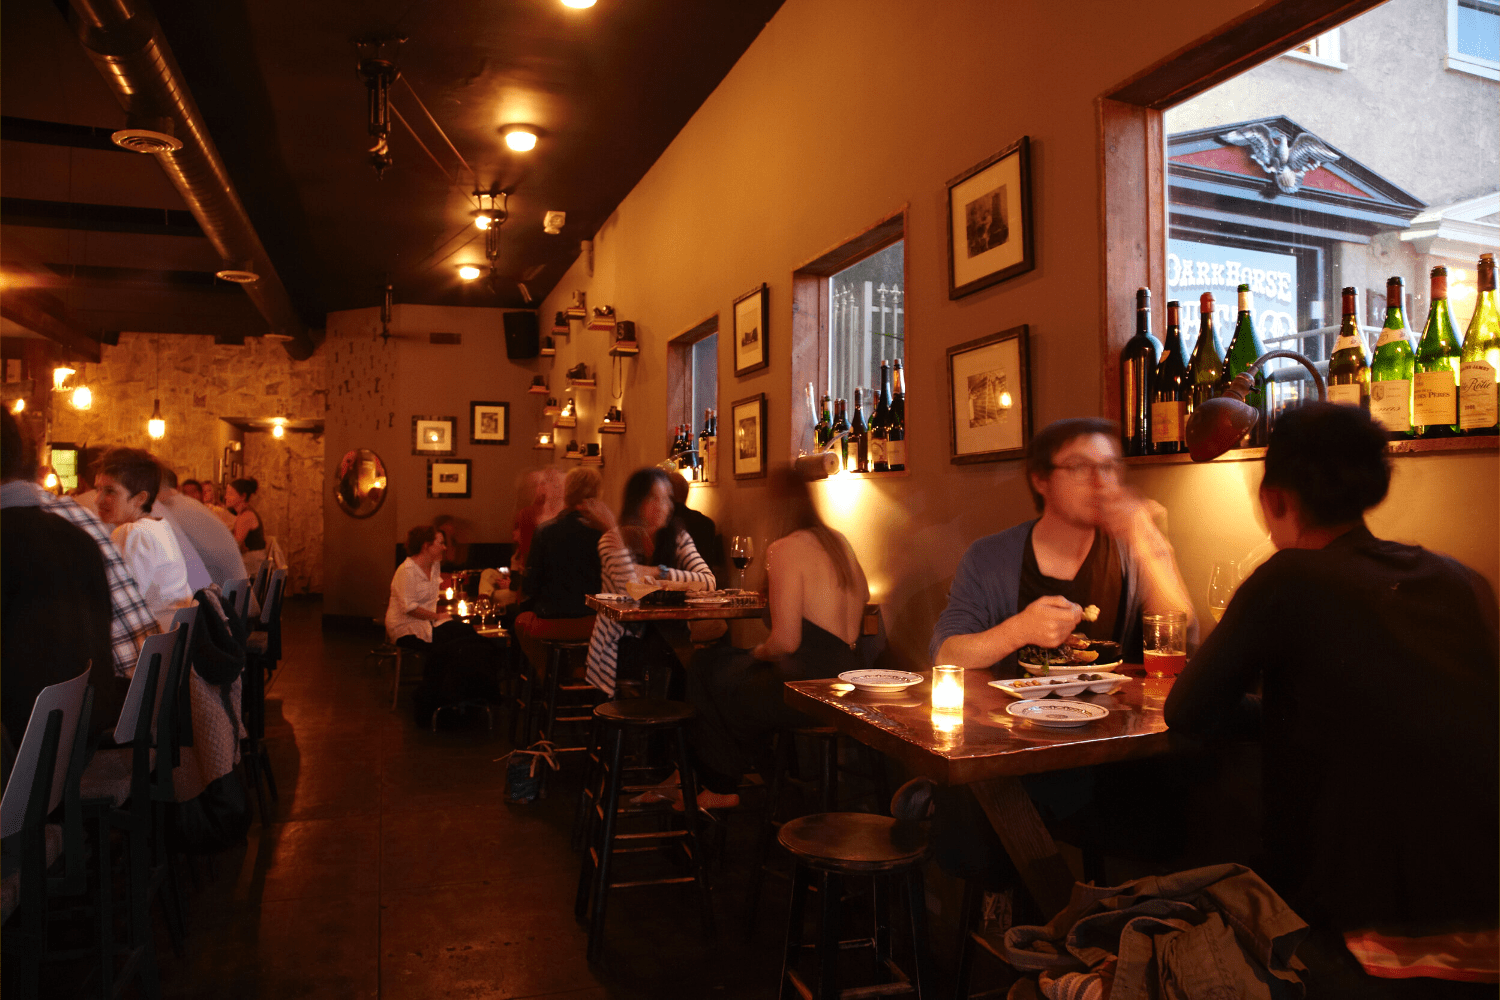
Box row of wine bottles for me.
[1119,252,1500,456]
[812,359,907,472]
[668,410,718,478]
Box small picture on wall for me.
[412,415,458,456]
[469,401,510,445]
[947,325,1032,463]
[733,283,769,377]
[947,135,1034,298]
[427,458,472,499]
[731,392,767,479]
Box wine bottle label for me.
[1150,400,1187,444]
[1369,380,1411,432]
[1413,370,1458,424]
[1375,325,1409,348]
[887,440,906,467]
[869,437,887,466]
[1332,332,1362,352]
[1459,360,1498,429]
[1327,383,1363,407]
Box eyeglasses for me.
[1050,459,1125,480]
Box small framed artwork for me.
[947,135,1034,299]
[427,458,472,499]
[733,283,769,377]
[469,401,510,446]
[730,392,768,480]
[947,324,1032,464]
[412,415,457,456]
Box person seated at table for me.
[1165,403,1498,999]
[156,467,247,587]
[667,471,725,588]
[96,447,195,633]
[517,469,604,668]
[647,465,869,811]
[225,477,268,577]
[511,467,565,575]
[179,478,202,502]
[69,444,108,514]
[152,466,215,592]
[932,416,1193,674]
[578,468,715,697]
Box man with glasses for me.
[932,417,1193,675]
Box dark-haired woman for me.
[1167,403,1499,998]
[226,477,267,577]
[97,447,192,632]
[579,468,714,696]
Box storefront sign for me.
[1168,239,1299,343]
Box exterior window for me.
[1450,0,1500,78]
[827,241,905,407]
[1284,28,1346,68]
[667,315,719,482]
[691,333,718,431]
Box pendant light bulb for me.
[71,385,92,410]
[148,399,166,439]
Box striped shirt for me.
[2,481,160,675]
[584,528,714,696]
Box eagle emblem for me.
[1220,124,1341,195]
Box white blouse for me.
[386,557,442,643]
[111,517,195,633]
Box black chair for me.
[221,577,253,632]
[243,569,287,819]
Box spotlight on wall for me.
[148,399,166,440]
[458,265,483,281]
[71,385,92,411]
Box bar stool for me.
[573,699,715,962]
[778,812,932,1000]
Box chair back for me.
[260,568,288,663]
[222,577,252,629]
[251,560,270,604]
[0,666,91,839]
[113,626,185,744]
[152,614,198,798]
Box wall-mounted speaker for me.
[503,311,540,359]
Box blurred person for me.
[225,478,268,577]
[179,478,202,502]
[70,444,107,513]
[511,466,565,572]
[1166,403,1498,998]
[432,514,471,573]
[579,468,714,697]
[516,468,604,675]
[200,480,222,507]
[151,467,212,591]
[156,467,247,587]
[667,471,725,588]
[96,447,193,632]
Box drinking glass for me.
[1207,561,1240,624]
[1142,611,1188,678]
[730,536,755,590]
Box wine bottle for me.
[1369,276,1415,438]
[1460,253,1499,436]
[870,361,891,472]
[1327,286,1370,409]
[1151,299,1189,454]
[831,398,850,470]
[1187,292,1224,415]
[703,409,718,478]
[1217,284,1268,448]
[850,388,869,473]
[816,394,833,452]
[889,360,907,472]
[1414,266,1461,438]
[1120,287,1160,457]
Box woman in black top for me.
[226,477,267,576]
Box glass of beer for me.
[1142,611,1188,678]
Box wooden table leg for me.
[969,777,1076,920]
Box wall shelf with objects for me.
[1125,436,1498,466]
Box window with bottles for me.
[667,316,719,482]
[827,241,905,406]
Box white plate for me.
[837,670,924,693]
[594,593,628,600]
[1018,658,1123,677]
[989,672,1129,699]
[1005,699,1109,728]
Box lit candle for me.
[445,587,454,601]
[931,664,964,712]
[456,599,468,617]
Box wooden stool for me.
[778,812,932,1000]
[573,699,715,962]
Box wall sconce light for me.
[458,265,482,281]
[52,366,76,390]
[271,418,286,439]
[10,398,24,415]
[70,385,92,410]
[148,399,166,439]
[1185,350,1326,461]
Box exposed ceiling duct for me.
[66,0,321,359]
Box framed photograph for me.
[412,415,457,456]
[947,324,1032,464]
[469,401,510,446]
[427,458,472,499]
[947,135,1034,299]
[733,283,769,377]
[730,392,768,480]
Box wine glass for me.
[1206,561,1240,624]
[730,536,755,590]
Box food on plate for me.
[1081,604,1100,622]
[1019,639,1103,666]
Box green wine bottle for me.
[1369,276,1415,438]
[1414,266,1461,438]
[1459,253,1499,436]
[816,394,833,452]
[1327,286,1370,409]
[1187,292,1224,415]
[1216,284,1268,447]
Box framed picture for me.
[947,324,1032,464]
[469,401,510,445]
[427,458,472,499]
[733,283,769,377]
[730,392,768,480]
[412,415,457,456]
[947,135,1034,299]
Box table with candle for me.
[784,666,1176,918]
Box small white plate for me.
[837,670,924,693]
[1018,658,1123,677]
[989,672,1129,699]
[1005,699,1109,728]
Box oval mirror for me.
[334,448,388,519]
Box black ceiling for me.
[0,0,783,345]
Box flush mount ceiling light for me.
[560,0,596,8]
[215,260,259,283]
[458,265,483,281]
[504,129,537,152]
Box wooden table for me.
[784,670,1176,917]
[585,593,768,623]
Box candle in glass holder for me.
[931,664,965,712]
[445,586,454,601]
[456,599,468,618]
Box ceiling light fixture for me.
[561,0,597,7]
[355,34,406,178]
[458,265,482,281]
[504,129,537,152]
[148,400,166,440]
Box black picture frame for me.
[426,458,472,499]
[730,392,768,480]
[732,283,769,377]
[946,324,1032,464]
[412,415,458,456]
[947,135,1035,299]
[469,401,510,445]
